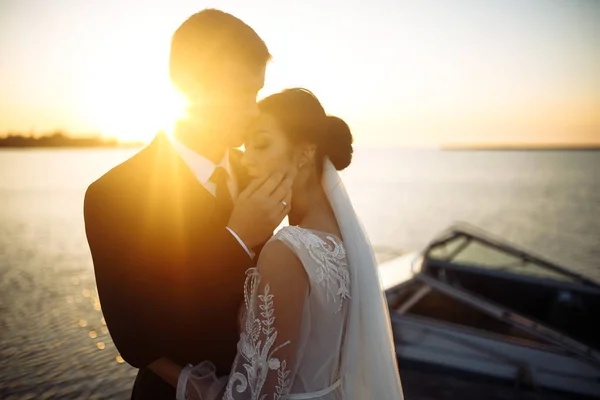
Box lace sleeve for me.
[224,239,309,399]
[182,239,310,400]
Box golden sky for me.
[1,0,599,146]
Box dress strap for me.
[287,379,341,399]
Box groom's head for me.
[169,9,270,147]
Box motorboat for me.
[382,224,600,398]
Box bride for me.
[171,88,403,399]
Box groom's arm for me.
[225,227,255,259]
[84,181,254,370]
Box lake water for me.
[1,148,599,399]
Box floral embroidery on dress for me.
[225,268,293,400]
[275,226,350,312]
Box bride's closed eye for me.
[251,139,270,150]
[248,132,271,150]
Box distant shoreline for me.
[442,145,600,152]
[0,145,143,150]
[0,133,143,149]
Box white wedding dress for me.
[179,160,403,400]
[226,225,350,399]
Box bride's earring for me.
[297,147,315,169]
[295,153,307,170]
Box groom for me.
[84,9,291,399]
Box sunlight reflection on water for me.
[1,148,598,398]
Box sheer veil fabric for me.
[321,158,404,399]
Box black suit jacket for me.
[84,133,253,398]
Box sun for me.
[83,61,188,144]
[87,80,188,143]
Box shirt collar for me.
[169,135,232,184]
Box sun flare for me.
[83,61,188,143]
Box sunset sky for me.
[1,0,599,147]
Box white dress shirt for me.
[169,136,252,258]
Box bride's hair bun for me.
[324,116,353,171]
[257,88,354,172]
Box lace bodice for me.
[181,226,351,400]
[275,227,350,312]
[224,226,350,400]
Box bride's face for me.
[243,113,296,180]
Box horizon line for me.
[1,131,599,149]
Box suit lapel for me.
[148,132,217,219]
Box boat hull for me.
[392,313,600,397]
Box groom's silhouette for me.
[84,10,290,399]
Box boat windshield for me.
[426,230,588,284]
[420,227,600,353]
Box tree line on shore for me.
[0,131,142,148]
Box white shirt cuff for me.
[226,227,255,259]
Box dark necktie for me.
[210,166,234,225]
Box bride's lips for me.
[246,168,261,179]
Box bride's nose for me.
[240,150,252,170]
